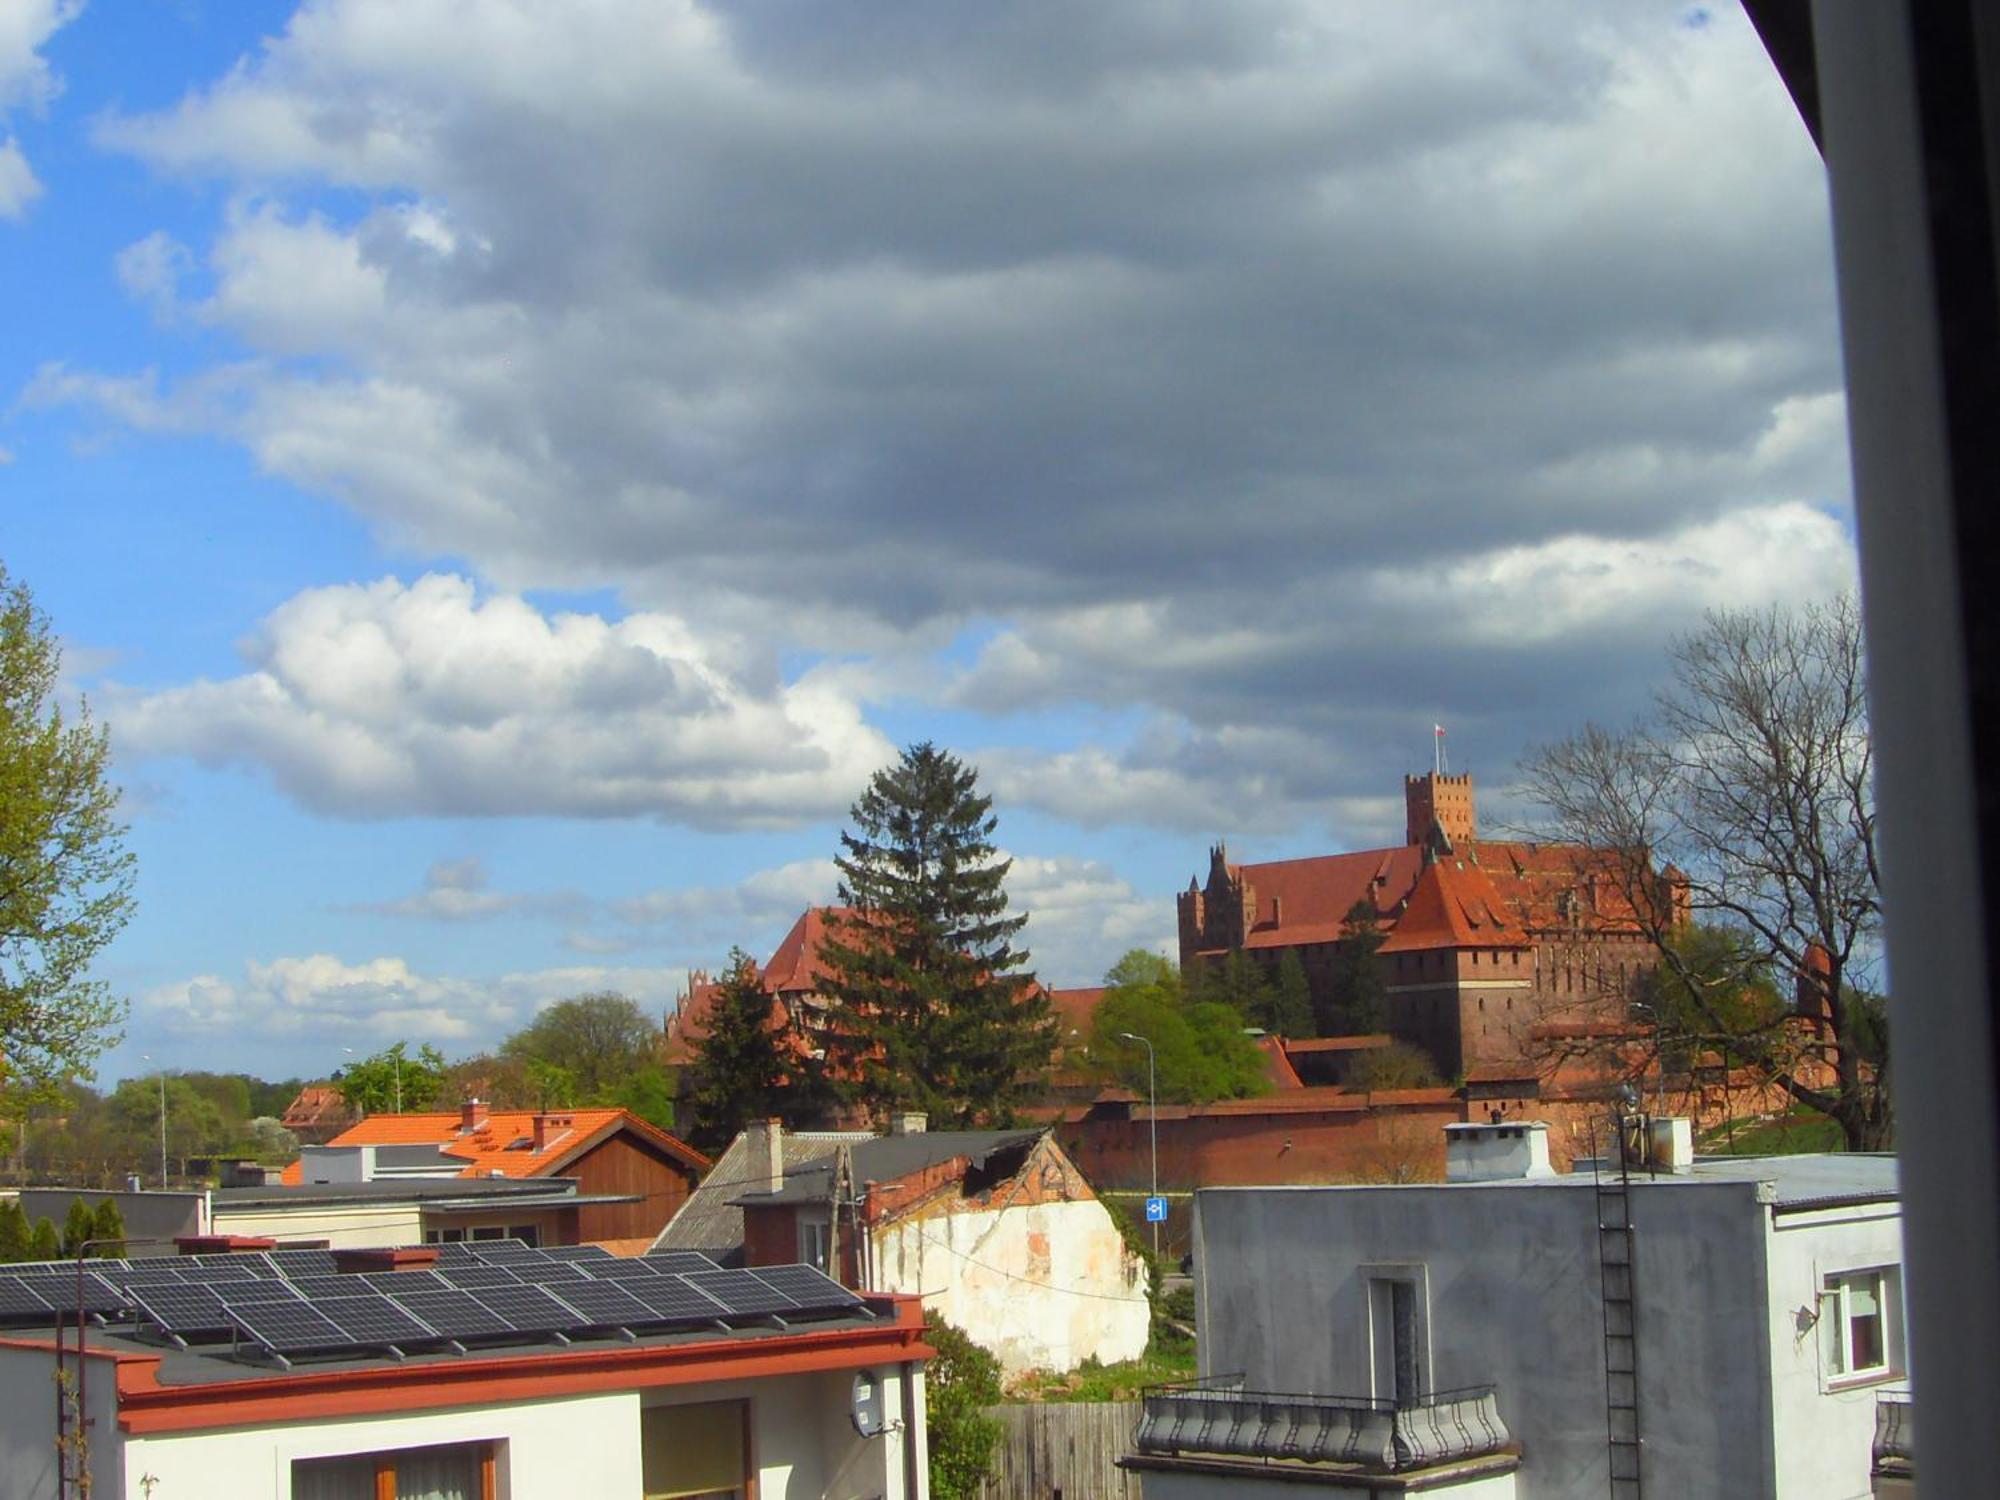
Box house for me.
[1179,769,1682,1082]
[657,1114,1150,1377]
[0,1239,929,1499]
[281,1101,709,1243]
[1180,1118,1904,1499]
[278,1084,353,1144]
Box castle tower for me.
[1405,771,1477,847]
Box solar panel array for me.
[0,1240,873,1367]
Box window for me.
[508,1223,541,1247]
[798,1217,830,1272]
[293,1441,496,1500]
[642,1400,748,1500]
[1819,1269,1897,1383]
[1366,1271,1428,1409]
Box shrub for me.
[924,1310,1004,1500]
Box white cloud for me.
[1006,853,1171,988]
[103,573,896,827]
[612,857,836,931]
[138,952,687,1047]
[351,855,583,923]
[0,0,80,218]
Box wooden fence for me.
[973,1401,1143,1500]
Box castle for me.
[1178,771,1687,1083]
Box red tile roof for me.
[279,1107,708,1186]
[1377,856,1531,954]
[1255,1034,1304,1090]
[1048,986,1105,1040]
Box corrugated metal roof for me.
[652,1132,866,1258]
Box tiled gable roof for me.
[1378,857,1531,953]
[281,1107,709,1186]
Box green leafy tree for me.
[1346,1041,1444,1092]
[0,563,135,1104]
[821,743,1055,1127]
[1090,951,1269,1104]
[607,1064,678,1133]
[1190,949,1276,1023]
[1322,899,1389,1036]
[923,1309,1005,1500]
[1269,950,1315,1038]
[91,1199,127,1257]
[0,1199,29,1262]
[680,950,796,1152]
[500,992,658,1101]
[334,1042,446,1116]
[29,1217,59,1260]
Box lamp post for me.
[1119,1031,1159,1260]
[139,1054,166,1189]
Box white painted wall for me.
[211,1202,422,1247]
[1196,1176,1903,1500]
[0,1349,922,1500]
[870,1198,1149,1376]
[1763,1204,1908,1500]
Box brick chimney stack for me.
[460,1098,488,1134]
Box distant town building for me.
[280,1103,709,1244]
[1179,770,1686,1082]
[657,1114,1149,1376]
[1182,1119,1904,1499]
[278,1084,352,1144]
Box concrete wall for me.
[1195,1178,1798,1500]
[19,1189,206,1255]
[211,1201,421,1247]
[872,1198,1148,1377]
[1763,1203,1908,1500]
[0,1357,924,1500]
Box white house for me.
[1181,1119,1904,1500]
[0,1243,931,1500]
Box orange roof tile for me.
[1255,1035,1304,1090]
[287,1107,709,1183]
[1048,986,1105,1040]
[1378,857,1531,954]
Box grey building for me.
[1189,1122,1904,1500]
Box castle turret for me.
[1405,771,1477,847]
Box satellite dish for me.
[850,1369,887,1438]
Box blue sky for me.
[1,1,1856,1085]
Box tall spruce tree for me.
[1271,950,1315,1038]
[1323,899,1389,1035]
[820,743,1054,1127]
[681,948,799,1152]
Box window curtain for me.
[396,1443,482,1500]
[290,1455,375,1500]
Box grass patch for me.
[1702,1107,1847,1156]
[1007,1346,1199,1404]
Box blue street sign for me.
[1144,1195,1168,1223]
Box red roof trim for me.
[108,1298,929,1435]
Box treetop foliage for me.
[820,742,1054,1126]
[500,991,659,1100]
[334,1042,446,1115]
[0,562,134,1102]
[1090,949,1269,1104]
[681,947,798,1152]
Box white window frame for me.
[1818,1266,1899,1387]
[798,1215,830,1272]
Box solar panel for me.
[227,1301,346,1357]
[462,1283,590,1334]
[587,1257,682,1281]
[0,1276,54,1323]
[682,1268,799,1317]
[387,1289,517,1342]
[543,1245,615,1263]
[186,1253,275,1278]
[547,1280,655,1327]
[319,1295,436,1349]
[176,1258,263,1283]
[265,1249,339,1276]
[110,1263,187,1285]
[643,1250,722,1275]
[465,1238,542,1262]
[429,1241,479,1263]
[752,1265,866,1313]
[213,1280,306,1308]
[285,1274,367,1301]
[14,1270,135,1318]
[351,1270,451,1296]
[508,1261,593,1284]
[437,1264,524,1290]
[130,1284,235,1340]
[619,1276,733,1325]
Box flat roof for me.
[212,1177,616,1208]
[1202,1153,1900,1211]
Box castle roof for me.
[1377,856,1531,953]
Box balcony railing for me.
[1873,1389,1914,1474]
[1133,1375,1512,1474]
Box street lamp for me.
[138,1055,166,1188]
[1119,1031,1159,1260]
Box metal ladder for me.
[1594,1116,1643,1499]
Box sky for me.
[0,1,1858,1086]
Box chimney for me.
[1271,895,1283,927]
[1644,1116,1695,1174]
[888,1111,928,1137]
[533,1113,573,1152]
[1444,1120,1556,1182]
[460,1098,488,1134]
[745,1117,785,1193]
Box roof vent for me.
[1444,1121,1556,1182]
